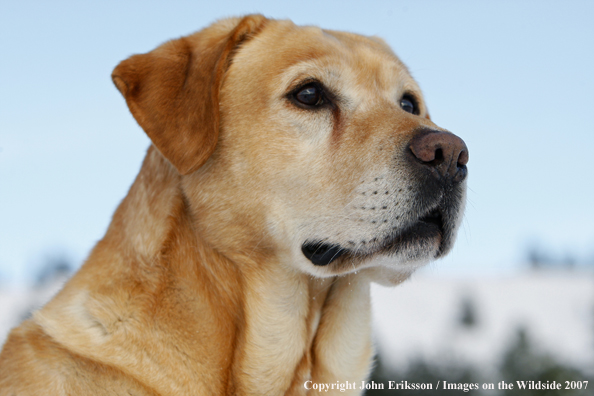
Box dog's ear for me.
[112,15,268,175]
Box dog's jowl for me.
[0,15,468,395]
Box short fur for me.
[0,15,467,395]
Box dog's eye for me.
[400,95,418,115]
[294,84,324,107]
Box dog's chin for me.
[300,207,457,277]
[299,239,438,279]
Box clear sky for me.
[1,0,594,283]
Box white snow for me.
[371,270,594,374]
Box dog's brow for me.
[284,68,342,96]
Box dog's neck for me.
[35,147,374,395]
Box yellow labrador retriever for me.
[0,15,468,395]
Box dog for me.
[0,15,468,395]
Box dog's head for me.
[112,15,468,283]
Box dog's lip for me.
[376,206,444,251]
[417,207,444,231]
[301,242,345,266]
[375,206,447,254]
[302,206,446,266]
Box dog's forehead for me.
[232,20,419,99]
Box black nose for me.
[409,129,469,182]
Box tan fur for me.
[0,15,466,395]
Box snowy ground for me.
[371,270,594,375]
[1,270,593,376]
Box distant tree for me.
[527,245,551,269]
[35,253,73,287]
[526,243,580,270]
[459,294,479,329]
[499,327,591,396]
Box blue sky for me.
[1,0,594,283]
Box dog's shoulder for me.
[0,320,159,395]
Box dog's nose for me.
[409,130,469,183]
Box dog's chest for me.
[236,274,372,395]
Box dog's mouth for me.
[302,207,446,266]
